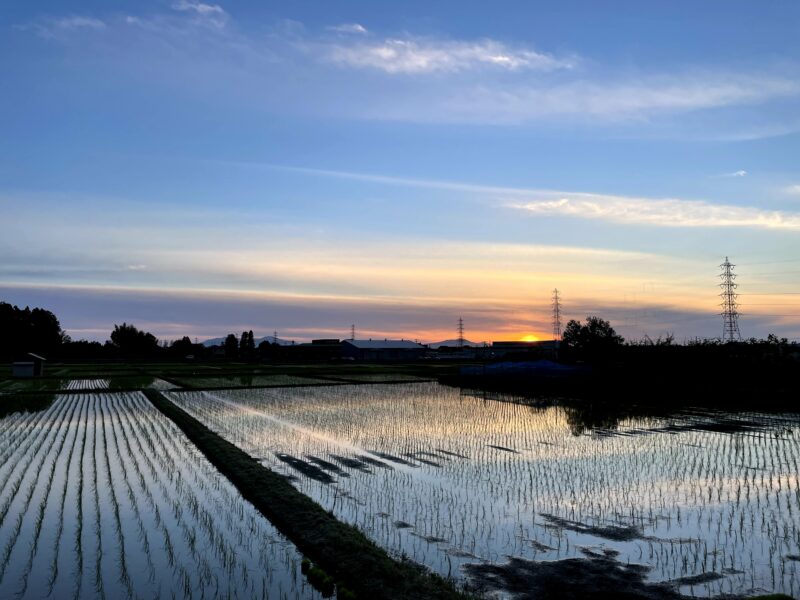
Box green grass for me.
[143,389,470,600]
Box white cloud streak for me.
[720,170,748,177]
[417,76,800,123]
[17,15,107,39]
[265,164,800,231]
[327,23,368,35]
[15,8,800,127]
[322,37,573,74]
[171,1,227,27]
[784,184,800,197]
[510,194,800,230]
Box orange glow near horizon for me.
[519,334,540,342]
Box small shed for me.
[11,353,46,377]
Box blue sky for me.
[2,1,799,342]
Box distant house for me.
[11,353,47,377]
[341,339,426,362]
[280,339,343,361]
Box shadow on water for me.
[464,552,720,600]
[274,452,336,483]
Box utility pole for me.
[552,288,562,341]
[350,324,356,341]
[273,330,278,344]
[719,257,742,342]
[457,317,465,349]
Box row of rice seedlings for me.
[43,394,88,596]
[65,379,110,391]
[0,396,75,535]
[125,394,283,581]
[0,393,321,600]
[168,383,800,597]
[0,395,82,592]
[119,392,318,598]
[0,405,59,478]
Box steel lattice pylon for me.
[719,257,742,342]
[552,289,562,341]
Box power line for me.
[740,292,800,296]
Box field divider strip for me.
[142,388,470,600]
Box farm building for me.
[11,353,47,377]
[341,339,426,361]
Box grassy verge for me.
[143,389,470,600]
[0,392,56,418]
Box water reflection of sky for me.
[170,382,800,598]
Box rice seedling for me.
[0,392,321,600]
[167,382,800,598]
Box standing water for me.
[0,392,320,600]
[169,382,800,598]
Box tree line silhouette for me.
[0,302,273,361]
[1,301,796,369]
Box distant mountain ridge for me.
[202,336,485,348]
[202,335,291,347]
[428,339,483,349]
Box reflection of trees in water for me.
[461,388,630,436]
[562,405,626,436]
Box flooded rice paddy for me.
[168,382,800,598]
[0,391,319,600]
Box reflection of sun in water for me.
[520,334,539,342]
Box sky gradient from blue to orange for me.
[2,1,800,343]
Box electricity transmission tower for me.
[457,317,465,349]
[350,324,356,341]
[719,257,742,342]
[273,330,278,344]
[552,288,562,341]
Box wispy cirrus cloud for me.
[784,184,800,197]
[266,164,800,231]
[16,15,106,39]
[171,1,227,27]
[720,170,748,178]
[396,75,800,123]
[13,6,800,129]
[321,36,574,74]
[326,23,368,35]
[510,193,800,230]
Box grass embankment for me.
[142,389,469,600]
[0,392,55,418]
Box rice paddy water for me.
[0,392,320,600]
[167,382,800,598]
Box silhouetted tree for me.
[170,336,194,356]
[61,340,106,360]
[562,316,624,362]
[0,302,65,360]
[238,330,256,359]
[109,323,160,358]
[224,333,239,359]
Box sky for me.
[2,0,800,343]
